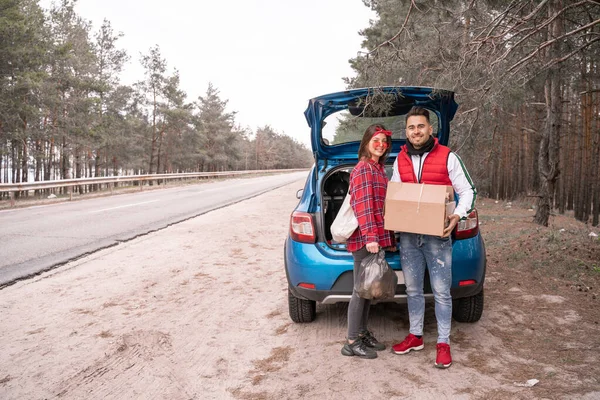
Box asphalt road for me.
[0,171,308,287]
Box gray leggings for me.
[347,246,372,341]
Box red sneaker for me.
[435,343,452,368]
[392,334,424,355]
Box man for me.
[390,106,476,369]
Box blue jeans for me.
[399,233,453,344]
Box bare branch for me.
[459,107,478,115]
[478,0,550,45]
[508,17,600,73]
[490,0,592,68]
[518,36,600,86]
[540,36,600,70]
[470,0,520,43]
[365,0,415,56]
[522,0,551,22]
[455,107,480,153]
[521,128,539,135]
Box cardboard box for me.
[384,182,455,236]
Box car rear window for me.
[321,110,439,146]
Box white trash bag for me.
[330,192,358,243]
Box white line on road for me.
[89,200,160,213]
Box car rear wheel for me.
[452,289,484,323]
[288,288,316,323]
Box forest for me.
[348,0,600,227]
[2,0,599,227]
[0,0,314,195]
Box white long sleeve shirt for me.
[391,151,476,219]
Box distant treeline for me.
[0,0,313,191]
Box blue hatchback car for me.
[285,87,486,323]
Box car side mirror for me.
[296,189,303,199]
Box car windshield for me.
[321,110,439,146]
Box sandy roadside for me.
[1,180,598,400]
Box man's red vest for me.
[397,138,452,185]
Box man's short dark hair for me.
[405,106,430,123]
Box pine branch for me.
[508,17,600,73]
[490,0,593,68]
[518,36,600,86]
[364,0,416,57]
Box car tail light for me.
[298,282,316,289]
[459,279,477,286]
[290,211,316,243]
[454,209,479,240]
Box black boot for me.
[341,338,377,359]
[359,330,386,351]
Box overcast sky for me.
[41,0,376,147]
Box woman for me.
[341,124,396,359]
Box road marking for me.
[90,200,160,213]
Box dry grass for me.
[251,346,293,374]
[478,197,600,398]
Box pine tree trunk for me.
[582,91,592,222]
[21,138,28,184]
[565,107,573,211]
[75,145,83,194]
[535,73,562,226]
[534,1,562,227]
[590,90,600,226]
[45,137,53,182]
[557,95,566,214]
[12,140,19,184]
[156,130,164,176]
[0,142,4,185]
[35,140,42,182]
[517,110,525,195]
[559,101,571,213]
[104,146,109,177]
[61,135,70,192]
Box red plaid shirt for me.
[347,159,395,252]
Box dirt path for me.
[1,181,599,399]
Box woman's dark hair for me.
[357,124,392,165]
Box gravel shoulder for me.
[1,181,599,399]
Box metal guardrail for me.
[0,168,307,206]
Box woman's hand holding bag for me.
[355,250,397,300]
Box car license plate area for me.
[395,271,405,285]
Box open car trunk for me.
[321,167,353,244]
